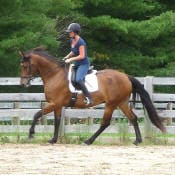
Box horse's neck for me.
[36,58,63,83]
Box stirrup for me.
[84,97,93,105]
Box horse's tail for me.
[129,76,166,132]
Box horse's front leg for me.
[29,103,55,139]
[48,109,61,144]
[29,110,42,139]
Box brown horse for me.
[19,47,165,145]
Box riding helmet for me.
[66,23,81,34]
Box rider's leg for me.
[77,80,93,105]
[75,64,93,105]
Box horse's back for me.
[96,69,132,103]
[97,69,130,85]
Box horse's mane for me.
[27,46,65,66]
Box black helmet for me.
[66,23,81,34]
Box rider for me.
[64,23,93,105]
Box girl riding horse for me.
[64,23,93,105]
[19,47,165,145]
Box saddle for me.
[71,65,94,90]
[68,64,98,93]
[67,64,98,107]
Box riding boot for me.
[77,80,93,105]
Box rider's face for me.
[69,31,76,38]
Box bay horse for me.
[19,47,165,145]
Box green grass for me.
[0,132,175,145]
[0,132,52,144]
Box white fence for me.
[0,77,175,135]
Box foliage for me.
[0,0,175,77]
[0,0,58,76]
[71,1,175,76]
[75,0,165,20]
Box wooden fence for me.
[0,77,175,136]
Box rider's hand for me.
[65,58,73,63]
[62,56,68,61]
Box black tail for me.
[129,76,166,132]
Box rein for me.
[35,60,67,79]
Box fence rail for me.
[0,77,175,136]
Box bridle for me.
[20,55,67,85]
[20,56,35,82]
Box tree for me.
[0,0,58,76]
[56,0,175,76]
[1,0,175,77]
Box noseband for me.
[20,56,35,82]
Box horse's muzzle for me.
[20,78,31,88]
[21,83,31,88]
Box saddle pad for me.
[68,64,98,93]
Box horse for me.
[19,47,166,145]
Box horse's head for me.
[19,51,37,87]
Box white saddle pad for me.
[68,64,98,93]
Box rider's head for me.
[66,23,81,35]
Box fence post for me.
[166,102,173,125]
[144,76,155,139]
[59,107,65,138]
[12,102,20,141]
[12,102,20,127]
[40,102,47,125]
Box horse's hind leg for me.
[84,105,114,145]
[119,103,142,145]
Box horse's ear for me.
[19,51,25,58]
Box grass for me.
[0,132,52,144]
[1,132,175,145]
[0,118,175,145]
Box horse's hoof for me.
[133,140,139,146]
[81,142,89,146]
[133,140,142,146]
[48,138,57,144]
[28,134,34,140]
[84,140,92,145]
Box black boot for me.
[77,80,93,105]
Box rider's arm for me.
[66,45,85,63]
[64,51,74,59]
